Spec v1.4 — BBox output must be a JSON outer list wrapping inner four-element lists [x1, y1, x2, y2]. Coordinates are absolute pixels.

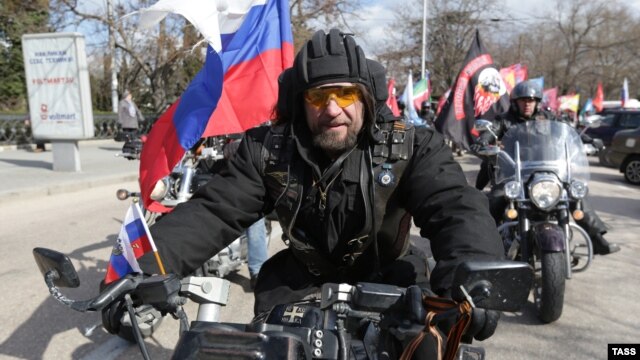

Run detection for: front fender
[[530, 223, 565, 252]]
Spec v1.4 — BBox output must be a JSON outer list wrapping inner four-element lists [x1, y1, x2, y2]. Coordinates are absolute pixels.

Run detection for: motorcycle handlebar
[[90, 275, 143, 311], [44, 272, 143, 312]]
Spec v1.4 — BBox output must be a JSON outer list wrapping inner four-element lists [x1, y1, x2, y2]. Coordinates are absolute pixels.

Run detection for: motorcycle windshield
[[496, 120, 590, 184]]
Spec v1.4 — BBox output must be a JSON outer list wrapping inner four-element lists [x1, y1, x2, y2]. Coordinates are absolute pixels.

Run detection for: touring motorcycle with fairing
[[475, 119, 594, 323]]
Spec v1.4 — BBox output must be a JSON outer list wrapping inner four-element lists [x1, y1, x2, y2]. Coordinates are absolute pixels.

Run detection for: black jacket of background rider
[[477, 105, 558, 145]]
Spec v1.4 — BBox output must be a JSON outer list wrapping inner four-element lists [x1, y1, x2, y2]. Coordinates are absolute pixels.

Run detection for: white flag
[[135, 0, 267, 52]]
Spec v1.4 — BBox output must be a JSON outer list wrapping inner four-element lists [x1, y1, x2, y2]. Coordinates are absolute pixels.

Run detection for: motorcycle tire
[[534, 252, 566, 323]]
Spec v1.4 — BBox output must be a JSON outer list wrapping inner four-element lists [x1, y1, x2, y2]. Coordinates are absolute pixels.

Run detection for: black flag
[[435, 30, 509, 150]]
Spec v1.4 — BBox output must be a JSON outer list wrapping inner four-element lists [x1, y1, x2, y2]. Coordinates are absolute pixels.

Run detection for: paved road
[[0, 153, 637, 359]]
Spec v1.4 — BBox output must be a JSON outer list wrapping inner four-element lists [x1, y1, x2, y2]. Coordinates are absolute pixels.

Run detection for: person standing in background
[[117, 90, 144, 138]]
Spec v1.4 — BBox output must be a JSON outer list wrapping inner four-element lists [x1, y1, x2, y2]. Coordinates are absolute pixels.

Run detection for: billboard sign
[[22, 32, 94, 140]]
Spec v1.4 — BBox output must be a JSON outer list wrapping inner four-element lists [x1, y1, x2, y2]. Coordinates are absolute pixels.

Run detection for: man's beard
[[312, 127, 359, 156]]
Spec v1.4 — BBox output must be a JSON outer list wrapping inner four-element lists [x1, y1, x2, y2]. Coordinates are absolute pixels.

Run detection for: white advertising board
[[22, 32, 94, 140]]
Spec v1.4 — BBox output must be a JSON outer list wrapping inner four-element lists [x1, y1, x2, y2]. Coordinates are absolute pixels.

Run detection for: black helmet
[[293, 29, 386, 97], [276, 29, 388, 119], [510, 80, 543, 101]]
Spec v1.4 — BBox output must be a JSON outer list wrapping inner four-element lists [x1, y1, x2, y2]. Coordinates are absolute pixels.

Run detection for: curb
[[0, 139, 118, 152], [0, 173, 139, 204]]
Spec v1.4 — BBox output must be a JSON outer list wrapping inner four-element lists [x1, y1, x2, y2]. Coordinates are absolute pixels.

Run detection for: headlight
[[504, 181, 521, 199], [150, 178, 169, 201], [529, 178, 562, 210], [569, 180, 588, 199]]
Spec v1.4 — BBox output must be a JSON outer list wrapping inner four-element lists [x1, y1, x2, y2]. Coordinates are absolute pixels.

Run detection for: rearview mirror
[[474, 119, 494, 132], [583, 115, 602, 128], [476, 145, 500, 157], [451, 260, 532, 312], [33, 247, 80, 288]]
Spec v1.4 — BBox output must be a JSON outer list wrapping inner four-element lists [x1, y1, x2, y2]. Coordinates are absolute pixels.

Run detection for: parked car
[[607, 127, 640, 185], [583, 109, 640, 166]]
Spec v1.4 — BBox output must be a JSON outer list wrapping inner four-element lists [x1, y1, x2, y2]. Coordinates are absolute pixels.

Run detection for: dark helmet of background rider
[[509, 79, 543, 118], [510, 80, 543, 101], [275, 29, 388, 124]]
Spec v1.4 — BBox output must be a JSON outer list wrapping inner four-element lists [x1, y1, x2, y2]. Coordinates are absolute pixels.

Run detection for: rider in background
[[471, 80, 620, 255], [419, 100, 436, 127]]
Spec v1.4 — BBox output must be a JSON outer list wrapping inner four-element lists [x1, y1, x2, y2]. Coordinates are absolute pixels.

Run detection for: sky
[[349, 0, 640, 57], [67, 0, 640, 75], [71, 0, 640, 54]]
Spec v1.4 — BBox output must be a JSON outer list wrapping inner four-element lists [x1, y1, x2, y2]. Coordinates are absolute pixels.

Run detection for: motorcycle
[[32, 247, 533, 360], [115, 132, 146, 160], [475, 119, 593, 323]]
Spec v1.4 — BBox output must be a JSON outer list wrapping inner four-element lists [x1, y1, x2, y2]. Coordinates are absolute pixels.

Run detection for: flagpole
[[421, 0, 427, 80], [132, 199, 166, 275], [153, 252, 166, 275]]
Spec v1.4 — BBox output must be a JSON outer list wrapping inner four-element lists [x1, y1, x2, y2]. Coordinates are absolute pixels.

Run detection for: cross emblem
[[281, 305, 305, 324]]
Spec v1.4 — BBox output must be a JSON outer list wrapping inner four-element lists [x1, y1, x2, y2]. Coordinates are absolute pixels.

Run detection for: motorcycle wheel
[[534, 252, 566, 323]]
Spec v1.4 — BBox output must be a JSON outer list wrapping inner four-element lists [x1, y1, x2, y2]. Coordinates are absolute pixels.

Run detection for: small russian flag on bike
[[104, 202, 163, 284]]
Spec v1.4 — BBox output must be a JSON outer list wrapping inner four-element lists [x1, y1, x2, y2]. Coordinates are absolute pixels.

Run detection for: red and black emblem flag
[[435, 30, 509, 150]]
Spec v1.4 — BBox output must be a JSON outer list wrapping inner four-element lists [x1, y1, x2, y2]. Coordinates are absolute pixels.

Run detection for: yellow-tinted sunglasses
[[304, 86, 362, 108]]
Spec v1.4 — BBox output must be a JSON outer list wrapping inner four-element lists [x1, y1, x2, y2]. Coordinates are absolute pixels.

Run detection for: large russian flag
[[137, 0, 294, 212]]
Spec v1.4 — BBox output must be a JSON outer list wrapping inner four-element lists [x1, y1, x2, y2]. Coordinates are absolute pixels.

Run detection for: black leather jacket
[[139, 120, 503, 294], [478, 105, 557, 144]]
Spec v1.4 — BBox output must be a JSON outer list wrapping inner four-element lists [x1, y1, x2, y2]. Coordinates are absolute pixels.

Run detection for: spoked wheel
[[568, 223, 593, 272], [533, 252, 566, 323]]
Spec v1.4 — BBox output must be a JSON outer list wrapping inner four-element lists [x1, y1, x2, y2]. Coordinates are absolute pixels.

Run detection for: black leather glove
[[470, 140, 488, 154], [465, 308, 501, 341]]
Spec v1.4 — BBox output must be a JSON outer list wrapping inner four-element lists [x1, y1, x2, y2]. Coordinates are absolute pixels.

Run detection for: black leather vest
[[261, 121, 415, 276]]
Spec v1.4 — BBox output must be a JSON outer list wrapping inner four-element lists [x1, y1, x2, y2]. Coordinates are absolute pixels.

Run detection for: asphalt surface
[[1, 141, 638, 360], [0, 140, 139, 203]]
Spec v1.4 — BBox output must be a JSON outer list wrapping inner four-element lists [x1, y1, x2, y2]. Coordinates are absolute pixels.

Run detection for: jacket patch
[[266, 171, 289, 187]]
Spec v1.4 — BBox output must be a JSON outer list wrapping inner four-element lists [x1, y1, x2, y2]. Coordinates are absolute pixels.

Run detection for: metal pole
[[421, 0, 427, 80], [107, 0, 119, 113]]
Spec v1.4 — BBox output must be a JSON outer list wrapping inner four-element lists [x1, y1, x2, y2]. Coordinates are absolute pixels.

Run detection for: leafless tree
[[484, 0, 640, 101], [376, 0, 501, 97], [46, 0, 640, 113], [49, 0, 203, 113], [47, 0, 364, 113], [289, 0, 364, 52], [373, 0, 640, 103]]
